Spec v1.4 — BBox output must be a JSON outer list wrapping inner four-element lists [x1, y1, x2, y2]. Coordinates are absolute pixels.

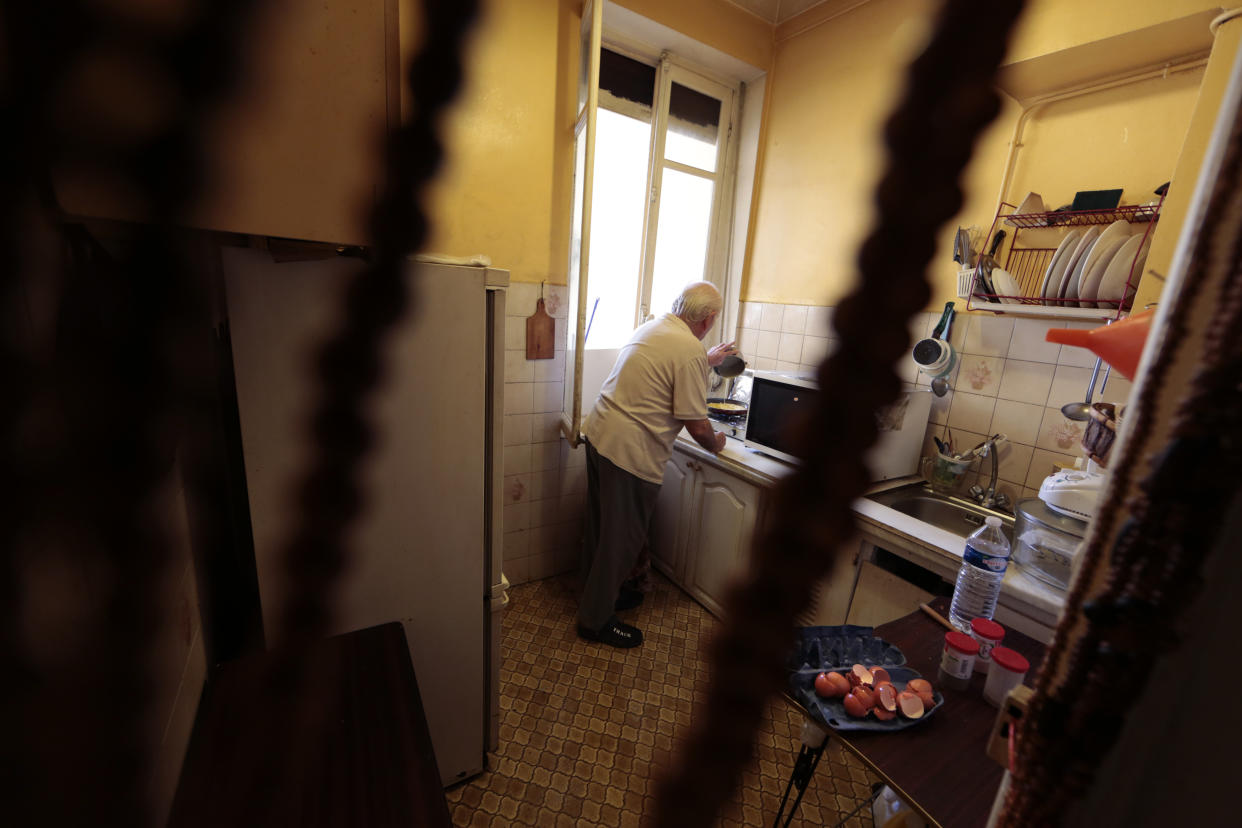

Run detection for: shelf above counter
[[1001, 203, 1160, 229], [996, 9, 1218, 105]]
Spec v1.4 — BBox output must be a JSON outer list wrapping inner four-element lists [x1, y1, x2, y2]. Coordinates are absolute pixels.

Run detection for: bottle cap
[[990, 646, 1030, 673], [945, 630, 979, 656], [985, 516, 1002, 527], [970, 617, 1005, 641]]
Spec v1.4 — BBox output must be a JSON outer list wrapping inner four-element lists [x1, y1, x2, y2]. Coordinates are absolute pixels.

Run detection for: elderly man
[[576, 281, 738, 647]]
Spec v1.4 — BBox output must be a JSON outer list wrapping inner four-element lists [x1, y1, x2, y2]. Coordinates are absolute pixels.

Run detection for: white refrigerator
[[222, 248, 508, 785]]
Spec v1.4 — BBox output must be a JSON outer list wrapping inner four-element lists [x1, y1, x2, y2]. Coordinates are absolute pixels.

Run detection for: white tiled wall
[[735, 301, 923, 382], [502, 282, 585, 585], [735, 302, 1131, 505]]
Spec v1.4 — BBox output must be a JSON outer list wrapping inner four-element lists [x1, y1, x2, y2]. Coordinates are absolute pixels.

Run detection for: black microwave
[[743, 371, 819, 464], [742, 370, 934, 479]]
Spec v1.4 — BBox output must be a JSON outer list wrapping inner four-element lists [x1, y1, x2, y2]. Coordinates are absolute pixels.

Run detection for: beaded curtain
[[7, 0, 1239, 825]]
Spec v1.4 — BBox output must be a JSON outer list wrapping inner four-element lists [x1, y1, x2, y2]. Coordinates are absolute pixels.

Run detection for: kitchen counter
[[674, 432, 1067, 638]]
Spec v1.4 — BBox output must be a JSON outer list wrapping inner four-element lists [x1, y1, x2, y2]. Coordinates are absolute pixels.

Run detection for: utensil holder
[[922, 451, 973, 493], [957, 267, 976, 299], [1081, 402, 1118, 466]]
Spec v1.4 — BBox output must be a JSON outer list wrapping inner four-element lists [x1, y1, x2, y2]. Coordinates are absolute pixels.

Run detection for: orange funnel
[[1045, 310, 1155, 380]]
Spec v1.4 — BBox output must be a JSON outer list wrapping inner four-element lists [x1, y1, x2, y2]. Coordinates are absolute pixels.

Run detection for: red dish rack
[[964, 194, 1163, 320]]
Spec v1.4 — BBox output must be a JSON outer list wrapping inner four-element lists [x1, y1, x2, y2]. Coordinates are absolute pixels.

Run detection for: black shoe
[[614, 586, 645, 611], [576, 616, 643, 648]]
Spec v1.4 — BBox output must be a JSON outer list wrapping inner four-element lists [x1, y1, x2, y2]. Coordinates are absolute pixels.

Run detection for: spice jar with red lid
[[983, 646, 1030, 707], [969, 617, 1005, 673], [938, 630, 979, 691]]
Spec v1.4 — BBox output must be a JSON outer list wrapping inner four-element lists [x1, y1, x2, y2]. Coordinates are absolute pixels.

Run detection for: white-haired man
[[576, 281, 737, 647]]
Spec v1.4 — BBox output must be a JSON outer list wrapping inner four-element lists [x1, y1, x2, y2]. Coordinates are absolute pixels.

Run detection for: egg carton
[[787, 624, 907, 673]]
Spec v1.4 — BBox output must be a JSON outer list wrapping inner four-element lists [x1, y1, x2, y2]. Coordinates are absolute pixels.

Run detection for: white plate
[[1077, 220, 1130, 283], [991, 268, 1023, 304], [1096, 234, 1150, 309], [1015, 192, 1047, 215], [1056, 226, 1100, 305], [1040, 229, 1083, 303], [1078, 236, 1126, 308], [1058, 224, 1097, 306]]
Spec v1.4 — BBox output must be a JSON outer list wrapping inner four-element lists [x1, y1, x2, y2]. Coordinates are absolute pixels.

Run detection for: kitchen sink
[[867, 484, 1015, 543]]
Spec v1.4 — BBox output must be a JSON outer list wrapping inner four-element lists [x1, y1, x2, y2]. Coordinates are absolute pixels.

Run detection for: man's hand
[[706, 341, 739, 368], [682, 418, 727, 454]]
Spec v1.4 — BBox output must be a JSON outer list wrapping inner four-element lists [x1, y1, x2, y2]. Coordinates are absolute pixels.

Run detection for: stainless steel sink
[[867, 484, 1015, 542]]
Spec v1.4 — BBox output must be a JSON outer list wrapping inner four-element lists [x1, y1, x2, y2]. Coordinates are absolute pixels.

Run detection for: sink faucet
[[969, 436, 1010, 511]]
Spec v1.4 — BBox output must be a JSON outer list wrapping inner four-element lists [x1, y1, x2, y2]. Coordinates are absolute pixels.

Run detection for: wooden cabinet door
[[650, 450, 695, 582], [685, 463, 760, 618]]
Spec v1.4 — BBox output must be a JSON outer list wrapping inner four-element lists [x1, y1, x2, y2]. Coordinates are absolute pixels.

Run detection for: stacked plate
[[1037, 220, 1145, 309]]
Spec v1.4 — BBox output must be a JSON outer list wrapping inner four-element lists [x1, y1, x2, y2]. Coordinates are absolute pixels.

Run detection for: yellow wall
[[744, 0, 938, 306], [402, 0, 576, 286], [407, 0, 771, 284], [1006, 71, 1202, 209], [613, 0, 773, 70], [745, 0, 1223, 308]]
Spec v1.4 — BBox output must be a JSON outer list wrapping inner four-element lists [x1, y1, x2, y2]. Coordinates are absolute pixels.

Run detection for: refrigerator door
[[482, 271, 508, 756], [224, 249, 502, 785]]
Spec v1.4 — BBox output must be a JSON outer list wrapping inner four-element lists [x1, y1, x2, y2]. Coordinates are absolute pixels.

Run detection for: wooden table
[[168, 622, 451, 828], [780, 597, 1047, 828]]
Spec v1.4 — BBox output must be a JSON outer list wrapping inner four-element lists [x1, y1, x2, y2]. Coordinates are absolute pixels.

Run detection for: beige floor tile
[[445, 572, 882, 826]]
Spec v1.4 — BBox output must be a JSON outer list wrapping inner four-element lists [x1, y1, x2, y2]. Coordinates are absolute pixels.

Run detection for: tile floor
[[445, 572, 880, 827]]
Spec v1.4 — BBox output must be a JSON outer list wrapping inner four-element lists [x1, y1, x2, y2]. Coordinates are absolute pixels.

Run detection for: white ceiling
[[726, 0, 831, 25]]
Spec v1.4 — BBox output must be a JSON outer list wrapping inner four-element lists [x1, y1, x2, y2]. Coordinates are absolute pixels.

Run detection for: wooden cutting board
[[526, 298, 554, 359]]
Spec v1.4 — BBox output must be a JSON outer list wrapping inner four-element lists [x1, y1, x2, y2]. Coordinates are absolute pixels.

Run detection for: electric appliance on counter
[[1038, 460, 1107, 522], [222, 248, 509, 786], [1013, 498, 1087, 591], [741, 370, 933, 480]]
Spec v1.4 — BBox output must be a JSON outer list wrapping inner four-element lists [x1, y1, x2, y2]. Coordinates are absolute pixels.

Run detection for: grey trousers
[[578, 441, 661, 631]]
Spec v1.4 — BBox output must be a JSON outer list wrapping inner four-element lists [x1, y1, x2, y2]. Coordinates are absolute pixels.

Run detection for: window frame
[[560, 11, 744, 445], [634, 53, 740, 328]]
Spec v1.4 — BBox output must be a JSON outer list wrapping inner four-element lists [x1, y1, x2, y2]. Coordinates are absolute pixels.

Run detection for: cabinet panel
[[651, 452, 694, 582], [685, 463, 759, 618]]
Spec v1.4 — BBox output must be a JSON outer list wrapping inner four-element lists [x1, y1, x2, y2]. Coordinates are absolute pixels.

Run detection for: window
[[562, 0, 742, 441], [586, 49, 736, 349]]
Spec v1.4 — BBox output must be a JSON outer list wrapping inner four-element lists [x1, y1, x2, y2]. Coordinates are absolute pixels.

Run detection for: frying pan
[[706, 397, 748, 421]]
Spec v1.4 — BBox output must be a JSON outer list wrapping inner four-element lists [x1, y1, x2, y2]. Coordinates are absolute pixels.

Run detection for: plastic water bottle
[[949, 516, 1011, 631]]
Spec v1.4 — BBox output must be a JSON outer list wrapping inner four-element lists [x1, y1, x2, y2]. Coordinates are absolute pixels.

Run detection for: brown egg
[[849, 663, 874, 688], [870, 667, 892, 686], [875, 683, 898, 713], [897, 691, 925, 719], [906, 678, 936, 708], [873, 707, 897, 721], [906, 678, 932, 695], [851, 685, 875, 710], [842, 691, 870, 718], [826, 671, 851, 697]]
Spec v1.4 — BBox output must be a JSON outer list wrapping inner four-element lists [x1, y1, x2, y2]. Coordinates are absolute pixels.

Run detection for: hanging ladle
[[1059, 319, 1113, 421], [1061, 356, 1102, 421]]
